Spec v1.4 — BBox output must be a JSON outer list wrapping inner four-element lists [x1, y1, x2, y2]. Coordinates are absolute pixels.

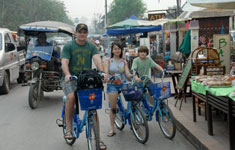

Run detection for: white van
[[0, 28, 25, 94]]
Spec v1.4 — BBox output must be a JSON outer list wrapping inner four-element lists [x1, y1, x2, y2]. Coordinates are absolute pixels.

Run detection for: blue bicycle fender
[[129, 110, 135, 125], [61, 104, 65, 118], [156, 103, 162, 122], [127, 103, 133, 125], [155, 110, 159, 122], [156, 104, 170, 122], [85, 117, 89, 139], [127, 114, 131, 125], [163, 105, 170, 119]]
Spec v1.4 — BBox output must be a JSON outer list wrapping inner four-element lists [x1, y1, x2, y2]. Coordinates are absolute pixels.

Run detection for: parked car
[[0, 28, 26, 94]]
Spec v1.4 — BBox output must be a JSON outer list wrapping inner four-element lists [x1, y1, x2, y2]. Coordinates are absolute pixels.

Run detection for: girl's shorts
[[106, 83, 122, 93]]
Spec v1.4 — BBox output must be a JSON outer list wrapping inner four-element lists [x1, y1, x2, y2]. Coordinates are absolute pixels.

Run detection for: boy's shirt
[[131, 56, 157, 77]]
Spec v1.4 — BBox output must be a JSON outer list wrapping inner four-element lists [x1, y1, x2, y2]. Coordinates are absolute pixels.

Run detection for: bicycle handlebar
[[108, 73, 134, 85], [132, 69, 167, 85], [69, 71, 106, 81]]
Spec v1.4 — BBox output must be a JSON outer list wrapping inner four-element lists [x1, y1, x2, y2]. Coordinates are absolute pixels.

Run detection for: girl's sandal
[[99, 141, 107, 150], [64, 130, 74, 139], [107, 130, 116, 137]]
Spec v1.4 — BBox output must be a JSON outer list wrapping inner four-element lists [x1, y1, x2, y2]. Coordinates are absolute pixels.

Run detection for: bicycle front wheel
[[130, 106, 149, 144], [87, 115, 99, 150], [158, 103, 176, 139], [114, 108, 125, 130]]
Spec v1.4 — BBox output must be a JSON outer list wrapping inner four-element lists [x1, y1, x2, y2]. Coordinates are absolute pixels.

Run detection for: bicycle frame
[[141, 93, 170, 122], [135, 70, 170, 122], [116, 92, 139, 125], [61, 100, 97, 139]]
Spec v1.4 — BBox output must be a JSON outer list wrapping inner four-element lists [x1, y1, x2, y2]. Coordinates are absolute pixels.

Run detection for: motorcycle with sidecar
[[19, 21, 74, 109]]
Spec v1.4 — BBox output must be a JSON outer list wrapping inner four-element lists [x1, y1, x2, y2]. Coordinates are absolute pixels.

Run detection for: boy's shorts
[[61, 79, 77, 96], [106, 83, 122, 94]]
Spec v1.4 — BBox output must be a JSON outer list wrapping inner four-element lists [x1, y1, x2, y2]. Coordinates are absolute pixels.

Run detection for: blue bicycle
[[108, 76, 149, 144], [135, 71, 176, 139], [57, 70, 104, 149]]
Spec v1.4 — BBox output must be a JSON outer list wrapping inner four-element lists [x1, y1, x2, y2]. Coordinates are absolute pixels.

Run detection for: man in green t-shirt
[[61, 23, 106, 149]]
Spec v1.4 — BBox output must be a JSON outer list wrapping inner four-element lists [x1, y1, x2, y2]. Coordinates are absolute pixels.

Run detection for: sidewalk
[[168, 96, 229, 150], [155, 77, 230, 150]]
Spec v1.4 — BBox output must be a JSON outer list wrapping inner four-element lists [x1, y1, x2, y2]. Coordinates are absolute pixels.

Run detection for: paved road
[[0, 82, 196, 150]]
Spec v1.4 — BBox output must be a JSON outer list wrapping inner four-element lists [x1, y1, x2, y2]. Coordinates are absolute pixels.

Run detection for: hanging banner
[[213, 34, 231, 74]]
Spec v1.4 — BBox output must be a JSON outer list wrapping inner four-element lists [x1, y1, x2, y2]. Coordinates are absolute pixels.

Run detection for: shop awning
[[107, 18, 156, 29], [106, 25, 162, 36], [187, 0, 235, 9]]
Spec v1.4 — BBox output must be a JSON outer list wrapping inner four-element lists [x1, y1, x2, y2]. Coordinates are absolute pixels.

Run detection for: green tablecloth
[[191, 80, 235, 101]]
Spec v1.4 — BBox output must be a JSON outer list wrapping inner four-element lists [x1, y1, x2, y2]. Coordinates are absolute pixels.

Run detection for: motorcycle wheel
[[28, 83, 41, 109]]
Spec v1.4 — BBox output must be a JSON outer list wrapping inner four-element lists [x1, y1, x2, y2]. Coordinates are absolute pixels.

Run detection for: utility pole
[[176, 0, 181, 17], [105, 0, 107, 28]]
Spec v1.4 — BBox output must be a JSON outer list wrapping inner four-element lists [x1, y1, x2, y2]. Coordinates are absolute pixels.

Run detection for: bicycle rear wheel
[[114, 108, 125, 130], [130, 106, 149, 144], [62, 111, 76, 145], [87, 115, 99, 150], [158, 103, 176, 139]]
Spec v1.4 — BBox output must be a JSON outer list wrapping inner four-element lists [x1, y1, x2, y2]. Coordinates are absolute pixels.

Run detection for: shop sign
[[213, 34, 231, 74], [148, 13, 165, 21]]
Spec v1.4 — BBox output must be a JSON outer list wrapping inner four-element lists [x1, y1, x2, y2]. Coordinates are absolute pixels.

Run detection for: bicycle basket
[[121, 84, 143, 102], [149, 82, 171, 100], [77, 88, 102, 110]]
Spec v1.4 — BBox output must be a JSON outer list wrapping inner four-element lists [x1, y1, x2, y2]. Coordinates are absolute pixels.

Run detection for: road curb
[[174, 117, 208, 150], [169, 103, 227, 150]]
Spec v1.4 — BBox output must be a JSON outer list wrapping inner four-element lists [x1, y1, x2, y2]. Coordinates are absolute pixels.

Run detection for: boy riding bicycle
[[131, 45, 164, 87]]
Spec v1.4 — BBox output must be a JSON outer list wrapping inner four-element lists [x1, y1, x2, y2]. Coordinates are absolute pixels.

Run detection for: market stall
[[191, 75, 235, 150], [207, 91, 235, 150]]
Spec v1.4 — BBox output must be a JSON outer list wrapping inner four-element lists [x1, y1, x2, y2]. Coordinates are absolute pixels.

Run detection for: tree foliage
[[107, 0, 146, 25], [0, 0, 73, 31]]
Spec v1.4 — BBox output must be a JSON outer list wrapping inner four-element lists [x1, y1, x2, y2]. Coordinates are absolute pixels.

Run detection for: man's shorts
[[61, 79, 77, 96], [106, 83, 122, 94]]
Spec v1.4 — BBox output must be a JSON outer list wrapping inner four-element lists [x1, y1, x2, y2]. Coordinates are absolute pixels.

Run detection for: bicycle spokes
[[158, 104, 176, 139], [87, 115, 99, 150], [130, 106, 149, 144]]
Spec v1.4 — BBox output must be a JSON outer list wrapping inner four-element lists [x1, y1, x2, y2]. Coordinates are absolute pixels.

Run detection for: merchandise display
[[191, 75, 233, 87]]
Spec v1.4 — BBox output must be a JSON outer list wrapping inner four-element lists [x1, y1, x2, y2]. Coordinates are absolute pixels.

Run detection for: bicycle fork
[[85, 111, 96, 139], [56, 102, 66, 127], [155, 102, 170, 122], [117, 96, 128, 125], [127, 102, 137, 125]]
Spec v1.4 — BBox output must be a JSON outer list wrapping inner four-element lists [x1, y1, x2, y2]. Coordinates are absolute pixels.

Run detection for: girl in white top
[[103, 42, 131, 137]]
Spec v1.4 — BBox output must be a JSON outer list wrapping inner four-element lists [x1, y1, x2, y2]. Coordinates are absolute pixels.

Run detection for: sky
[[61, 0, 186, 25]]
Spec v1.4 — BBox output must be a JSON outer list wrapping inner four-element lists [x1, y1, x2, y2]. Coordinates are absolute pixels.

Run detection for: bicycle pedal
[[56, 119, 63, 127]]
